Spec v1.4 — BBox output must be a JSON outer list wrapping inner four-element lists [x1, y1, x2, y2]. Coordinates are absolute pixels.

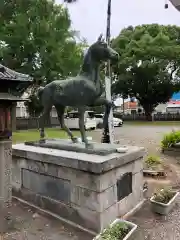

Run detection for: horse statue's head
[[88, 34, 119, 63]]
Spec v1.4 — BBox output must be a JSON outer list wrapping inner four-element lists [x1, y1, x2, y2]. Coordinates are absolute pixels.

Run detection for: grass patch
[[124, 121, 180, 126], [161, 130, 180, 149], [144, 155, 163, 171], [145, 155, 162, 166], [12, 128, 80, 144]]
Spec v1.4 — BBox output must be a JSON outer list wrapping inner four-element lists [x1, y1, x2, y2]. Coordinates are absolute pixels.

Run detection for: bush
[[145, 155, 162, 168], [100, 222, 130, 240], [153, 187, 175, 204], [161, 130, 180, 149]]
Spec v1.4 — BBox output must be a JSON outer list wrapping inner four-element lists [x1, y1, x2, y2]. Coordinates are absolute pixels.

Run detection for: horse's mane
[[80, 49, 93, 75]]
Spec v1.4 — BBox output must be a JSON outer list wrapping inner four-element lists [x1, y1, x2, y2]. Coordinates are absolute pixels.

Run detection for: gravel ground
[[92, 124, 180, 154], [93, 124, 180, 186], [96, 124, 180, 240], [128, 198, 180, 240], [4, 199, 92, 240]]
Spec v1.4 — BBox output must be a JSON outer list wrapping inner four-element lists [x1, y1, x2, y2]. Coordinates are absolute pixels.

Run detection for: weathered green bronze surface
[[25, 138, 118, 156], [38, 35, 119, 148]]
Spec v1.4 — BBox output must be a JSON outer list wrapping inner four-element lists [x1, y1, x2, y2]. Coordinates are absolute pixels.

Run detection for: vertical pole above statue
[[101, 0, 115, 144]]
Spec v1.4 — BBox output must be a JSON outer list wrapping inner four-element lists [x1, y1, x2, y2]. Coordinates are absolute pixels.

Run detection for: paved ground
[[7, 124, 180, 239]]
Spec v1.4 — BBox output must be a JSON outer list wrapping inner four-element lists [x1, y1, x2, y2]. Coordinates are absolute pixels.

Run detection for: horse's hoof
[[72, 137, 79, 143], [85, 143, 94, 149], [39, 139, 46, 144]]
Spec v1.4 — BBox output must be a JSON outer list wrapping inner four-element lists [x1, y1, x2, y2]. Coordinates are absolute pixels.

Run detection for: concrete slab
[[25, 138, 118, 156], [13, 142, 145, 174]]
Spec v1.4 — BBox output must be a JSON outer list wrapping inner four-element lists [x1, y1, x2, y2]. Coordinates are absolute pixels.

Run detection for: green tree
[[0, 0, 84, 81], [25, 93, 43, 117], [112, 24, 180, 120], [0, 0, 84, 115]]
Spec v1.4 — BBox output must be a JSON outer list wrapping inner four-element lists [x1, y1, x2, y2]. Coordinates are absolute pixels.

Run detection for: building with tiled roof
[[169, 0, 180, 11], [0, 64, 32, 100]]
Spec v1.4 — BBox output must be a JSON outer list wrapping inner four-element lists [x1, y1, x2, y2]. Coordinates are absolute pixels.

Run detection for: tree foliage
[[25, 92, 43, 117], [0, 0, 85, 116], [112, 24, 180, 119]]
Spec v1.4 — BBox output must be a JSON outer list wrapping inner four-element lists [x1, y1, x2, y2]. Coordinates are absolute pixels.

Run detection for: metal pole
[[123, 97, 125, 114], [101, 0, 115, 144], [106, 0, 111, 45]]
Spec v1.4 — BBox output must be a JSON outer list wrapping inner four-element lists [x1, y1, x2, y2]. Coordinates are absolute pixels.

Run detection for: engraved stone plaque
[[117, 172, 132, 201]]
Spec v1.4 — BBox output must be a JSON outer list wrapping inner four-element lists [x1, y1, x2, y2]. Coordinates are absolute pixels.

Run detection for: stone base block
[[0, 140, 12, 205], [12, 142, 145, 233], [0, 140, 12, 233]]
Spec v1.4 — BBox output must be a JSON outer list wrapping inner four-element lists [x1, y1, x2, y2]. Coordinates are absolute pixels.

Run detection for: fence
[[114, 113, 180, 121], [16, 117, 59, 130], [16, 113, 180, 130]]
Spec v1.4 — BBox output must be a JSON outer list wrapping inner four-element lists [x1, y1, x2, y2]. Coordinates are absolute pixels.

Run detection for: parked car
[[95, 113, 123, 128], [64, 111, 96, 130]]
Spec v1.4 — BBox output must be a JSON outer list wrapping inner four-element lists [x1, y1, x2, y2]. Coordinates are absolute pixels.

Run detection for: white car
[[95, 113, 123, 128], [64, 111, 96, 130]]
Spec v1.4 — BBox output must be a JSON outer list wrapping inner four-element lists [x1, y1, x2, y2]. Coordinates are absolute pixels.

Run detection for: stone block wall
[[12, 144, 144, 233], [0, 141, 12, 206]]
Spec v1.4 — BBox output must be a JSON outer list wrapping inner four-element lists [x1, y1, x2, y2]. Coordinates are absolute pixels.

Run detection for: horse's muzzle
[[111, 52, 119, 63]]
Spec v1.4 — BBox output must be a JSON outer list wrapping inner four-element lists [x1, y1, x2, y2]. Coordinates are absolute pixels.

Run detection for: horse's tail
[[37, 86, 45, 101]]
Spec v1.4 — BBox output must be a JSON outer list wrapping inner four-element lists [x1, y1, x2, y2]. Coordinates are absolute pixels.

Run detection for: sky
[[56, 0, 180, 105], [57, 0, 180, 44]]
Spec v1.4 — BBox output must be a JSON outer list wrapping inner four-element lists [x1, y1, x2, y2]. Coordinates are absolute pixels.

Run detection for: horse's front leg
[[78, 107, 93, 148], [102, 100, 112, 143]]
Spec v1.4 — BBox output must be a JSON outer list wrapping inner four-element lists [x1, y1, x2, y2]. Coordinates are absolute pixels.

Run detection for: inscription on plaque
[[117, 172, 132, 201], [22, 169, 70, 204]]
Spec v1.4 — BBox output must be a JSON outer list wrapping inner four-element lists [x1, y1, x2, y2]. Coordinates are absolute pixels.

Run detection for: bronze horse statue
[[38, 35, 119, 148]]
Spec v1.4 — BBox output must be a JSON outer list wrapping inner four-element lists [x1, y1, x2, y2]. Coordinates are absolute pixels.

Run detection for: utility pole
[[123, 98, 125, 114], [101, 0, 115, 144]]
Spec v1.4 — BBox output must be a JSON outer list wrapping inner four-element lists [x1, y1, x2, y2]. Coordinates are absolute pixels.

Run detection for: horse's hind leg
[[55, 105, 78, 143], [39, 104, 52, 142]]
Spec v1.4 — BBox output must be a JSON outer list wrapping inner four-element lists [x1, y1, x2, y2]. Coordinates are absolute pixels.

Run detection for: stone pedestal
[[0, 140, 12, 233], [12, 142, 145, 233]]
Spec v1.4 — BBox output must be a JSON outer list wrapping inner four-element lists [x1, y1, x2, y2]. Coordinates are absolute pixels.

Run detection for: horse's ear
[[97, 34, 103, 42]]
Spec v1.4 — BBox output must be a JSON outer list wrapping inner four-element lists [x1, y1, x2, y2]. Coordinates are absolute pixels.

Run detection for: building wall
[[117, 101, 139, 114], [154, 104, 167, 113], [16, 102, 57, 118], [51, 107, 58, 118], [16, 102, 29, 118]]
